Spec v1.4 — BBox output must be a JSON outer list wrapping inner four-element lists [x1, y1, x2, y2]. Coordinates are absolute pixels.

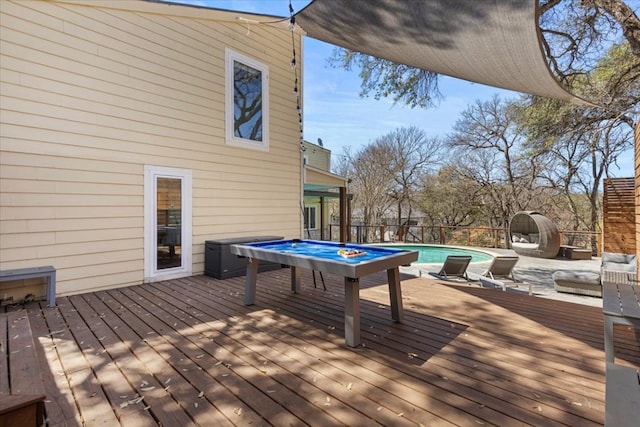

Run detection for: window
[[304, 205, 317, 230], [226, 49, 269, 150]]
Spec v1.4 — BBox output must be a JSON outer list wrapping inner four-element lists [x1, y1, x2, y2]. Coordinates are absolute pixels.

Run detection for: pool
[[378, 244, 493, 264]]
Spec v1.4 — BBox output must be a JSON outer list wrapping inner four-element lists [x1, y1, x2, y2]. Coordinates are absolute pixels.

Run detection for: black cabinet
[[205, 236, 283, 279]]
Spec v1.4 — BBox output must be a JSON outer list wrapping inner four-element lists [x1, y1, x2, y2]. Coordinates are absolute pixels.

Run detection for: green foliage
[[329, 49, 441, 109], [328, 2, 637, 234], [417, 166, 484, 227]]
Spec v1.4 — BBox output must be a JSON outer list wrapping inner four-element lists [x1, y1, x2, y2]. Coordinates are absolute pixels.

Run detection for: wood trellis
[[603, 177, 636, 254]]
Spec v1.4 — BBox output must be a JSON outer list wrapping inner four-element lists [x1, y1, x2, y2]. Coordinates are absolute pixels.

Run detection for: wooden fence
[[603, 177, 636, 255]]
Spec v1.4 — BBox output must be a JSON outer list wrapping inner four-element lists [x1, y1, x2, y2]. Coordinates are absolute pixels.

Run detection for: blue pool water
[[380, 245, 493, 264]]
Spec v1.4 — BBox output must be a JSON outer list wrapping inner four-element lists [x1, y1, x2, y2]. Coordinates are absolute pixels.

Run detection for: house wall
[[302, 140, 331, 171], [302, 141, 339, 239], [0, 0, 303, 296]]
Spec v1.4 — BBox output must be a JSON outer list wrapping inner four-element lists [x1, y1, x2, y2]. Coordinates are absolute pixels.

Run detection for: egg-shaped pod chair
[[508, 211, 560, 258]]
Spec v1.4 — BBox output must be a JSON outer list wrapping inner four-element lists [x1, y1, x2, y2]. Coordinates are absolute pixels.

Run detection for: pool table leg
[[344, 277, 360, 347], [244, 258, 259, 305], [387, 267, 404, 322], [290, 266, 301, 293], [604, 314, 614, 363]]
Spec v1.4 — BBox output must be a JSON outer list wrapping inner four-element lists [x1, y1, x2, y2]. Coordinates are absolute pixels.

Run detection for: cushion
[[600, 252, 638, 274], [553, 270, 601, 284], [529, 233, 539, 244], [603, 263, 636, 273], [552, 271, 602, 297], [601, 252, 636, 265], [519, 237, 529, 243], [512, 241, 538, 249], [512, 234, 520, 243]]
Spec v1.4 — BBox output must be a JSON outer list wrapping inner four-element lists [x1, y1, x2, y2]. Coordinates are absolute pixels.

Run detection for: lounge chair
[[469, 255, 531, 294], [552, 252, 638, 297], [482, 255, 519, 281], [429, 255, 472, 281]]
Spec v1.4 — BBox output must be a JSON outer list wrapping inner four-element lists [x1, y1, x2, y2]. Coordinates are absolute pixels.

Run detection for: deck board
[[10, 269, 639, 426]]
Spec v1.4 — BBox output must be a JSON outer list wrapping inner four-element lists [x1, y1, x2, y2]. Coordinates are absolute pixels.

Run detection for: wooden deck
[[9, 269, 640, 426]]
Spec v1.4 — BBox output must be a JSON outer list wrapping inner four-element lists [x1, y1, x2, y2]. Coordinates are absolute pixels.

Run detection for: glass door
[[156, 177, 182, 270], [144, 166, 192, 282]]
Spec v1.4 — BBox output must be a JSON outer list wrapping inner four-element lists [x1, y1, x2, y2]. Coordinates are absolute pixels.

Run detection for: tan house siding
[[1, 0, 303, 296], [303, 140, 331, 170], [302, 140, 345, 240]]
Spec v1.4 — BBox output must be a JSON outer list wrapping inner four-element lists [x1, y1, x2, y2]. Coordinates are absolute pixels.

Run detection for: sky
[[169, 0, 635, 177]]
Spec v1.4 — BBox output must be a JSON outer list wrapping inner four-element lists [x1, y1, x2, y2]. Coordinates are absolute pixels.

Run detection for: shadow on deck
[[9, 269, 639, 426]]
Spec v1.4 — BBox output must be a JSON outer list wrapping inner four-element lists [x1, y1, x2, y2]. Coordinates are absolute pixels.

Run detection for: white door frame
[[144, 165, 192, 282]]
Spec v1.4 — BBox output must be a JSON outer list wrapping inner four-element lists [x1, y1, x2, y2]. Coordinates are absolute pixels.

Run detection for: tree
[[446, 95, 549, 227], [329, 1, 638, 235], [378, 126, 443, 238], [519, 43, 638, 245], [328, 53, 442, 109], [329, 1, 639, 111], [417, 166, 484, 228], [335, 145, 395, 241], [539, 0, 640, 71], [336, 126, 443, 241]]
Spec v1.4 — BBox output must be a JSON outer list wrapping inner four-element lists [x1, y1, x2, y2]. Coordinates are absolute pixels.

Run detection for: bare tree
[[521, 42, 637, 244], [378, 126, 443, 238], [418, 165, 484, 228], [447, 96, 549, 226], [336, 145, 395, 241]]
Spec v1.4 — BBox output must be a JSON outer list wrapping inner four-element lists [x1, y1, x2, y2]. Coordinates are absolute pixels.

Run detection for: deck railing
[[322, 224, 602, 256]]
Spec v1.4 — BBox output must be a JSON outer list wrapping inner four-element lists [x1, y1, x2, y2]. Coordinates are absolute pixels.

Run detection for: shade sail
[[295, 0, 590, 105]]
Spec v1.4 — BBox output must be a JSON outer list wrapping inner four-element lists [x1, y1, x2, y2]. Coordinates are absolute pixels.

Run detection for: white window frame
[[304, 205, 318, 231], [144, 165, 192, 282], [225, 48, 269, 151]]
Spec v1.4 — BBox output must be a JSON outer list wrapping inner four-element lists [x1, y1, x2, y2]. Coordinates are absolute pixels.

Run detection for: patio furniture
[[481, 255, 519, 281], [0, 265, 56, 307], [553, 271, 603, 297], [429, 255, 472, 281], [605, 362, 640, 427], [602, 252, 638, 275], [602, 282, 640, 363], [553, 252, 638, 297], [204, 236, 283, 279], [0, 311, 46, 426], [468, 255, 532, 295], [602, 282, 640, 426], [508, 211, 560, 259], [558, 245, 592, 260]]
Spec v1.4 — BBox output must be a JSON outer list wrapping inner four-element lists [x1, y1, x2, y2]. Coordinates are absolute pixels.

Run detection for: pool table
[[230, 239, 419, 347]]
